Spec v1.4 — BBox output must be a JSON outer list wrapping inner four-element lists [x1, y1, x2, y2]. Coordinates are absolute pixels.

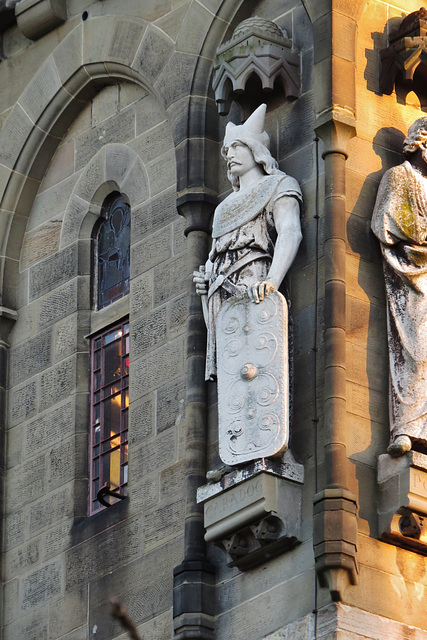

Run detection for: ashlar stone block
[[20, 561, 62, 611]]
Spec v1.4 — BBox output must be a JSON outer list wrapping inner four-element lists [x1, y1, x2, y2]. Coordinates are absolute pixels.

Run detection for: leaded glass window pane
[[95, 192, 130, 310]]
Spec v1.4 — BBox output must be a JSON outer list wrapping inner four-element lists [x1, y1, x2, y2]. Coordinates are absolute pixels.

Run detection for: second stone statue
[[193, 104, 303, 465]]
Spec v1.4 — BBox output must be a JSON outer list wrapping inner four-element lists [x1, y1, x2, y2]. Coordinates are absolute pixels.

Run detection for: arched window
[[93, 192, 130, 310], [89, 192, 131, 513]]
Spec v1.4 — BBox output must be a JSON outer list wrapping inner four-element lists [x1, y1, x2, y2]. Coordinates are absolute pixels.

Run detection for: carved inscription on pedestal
[[217, 290, 288, 466]]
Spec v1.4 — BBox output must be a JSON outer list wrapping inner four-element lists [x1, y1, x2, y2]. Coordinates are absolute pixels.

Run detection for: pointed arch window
[[93, 192, 130, 310]]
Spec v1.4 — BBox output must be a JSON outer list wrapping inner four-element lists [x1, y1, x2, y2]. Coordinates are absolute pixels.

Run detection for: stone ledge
[[197, 455, 304, 570], [378, 451, 427, 554]]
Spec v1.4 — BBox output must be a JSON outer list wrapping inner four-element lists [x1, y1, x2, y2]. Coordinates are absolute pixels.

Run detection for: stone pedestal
[[378, 451, 427, 553], [197, 454, 304, 570]]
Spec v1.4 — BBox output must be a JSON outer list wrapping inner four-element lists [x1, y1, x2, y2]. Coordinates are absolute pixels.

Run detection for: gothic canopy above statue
[[212, 17, 300, 115]]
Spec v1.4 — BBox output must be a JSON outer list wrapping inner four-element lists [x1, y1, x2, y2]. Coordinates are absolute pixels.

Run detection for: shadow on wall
[[346, 127, 405, 534], [366, 14, 427, 111]]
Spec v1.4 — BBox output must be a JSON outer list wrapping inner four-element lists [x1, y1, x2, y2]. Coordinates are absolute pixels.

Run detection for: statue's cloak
[[371, 161, 427, 442]]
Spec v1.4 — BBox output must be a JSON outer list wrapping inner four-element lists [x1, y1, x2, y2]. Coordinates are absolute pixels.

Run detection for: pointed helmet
[[223, 103, 270, 151]]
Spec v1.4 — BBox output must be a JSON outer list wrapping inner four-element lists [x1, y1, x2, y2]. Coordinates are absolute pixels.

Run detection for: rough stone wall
[[3, 78, 186, 640], [343, 0, 427, 629]]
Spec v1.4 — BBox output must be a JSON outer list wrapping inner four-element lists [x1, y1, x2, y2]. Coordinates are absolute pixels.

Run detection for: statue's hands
[[193, 267, 208, 297], [248, 281, 275, 304]]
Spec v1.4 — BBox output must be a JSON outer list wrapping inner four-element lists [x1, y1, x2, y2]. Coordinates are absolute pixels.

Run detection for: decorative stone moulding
[[378, 451, 427, 554], [197, 455, 304, 570], [212, 17, 300, 115], [379, 8, 427, 107], [15, 0, 66, 40]]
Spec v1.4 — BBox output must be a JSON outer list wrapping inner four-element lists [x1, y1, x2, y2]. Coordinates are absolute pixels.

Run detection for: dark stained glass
[[95, 192, 130, 310]]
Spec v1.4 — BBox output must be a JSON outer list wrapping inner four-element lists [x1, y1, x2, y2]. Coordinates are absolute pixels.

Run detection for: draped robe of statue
[[371, 160, 427, 445], [205, 172, 302, 381]]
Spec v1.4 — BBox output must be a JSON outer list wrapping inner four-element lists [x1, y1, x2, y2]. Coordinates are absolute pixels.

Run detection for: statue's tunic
[[206, 173, 302, 380], [371, 161, 427, 443]]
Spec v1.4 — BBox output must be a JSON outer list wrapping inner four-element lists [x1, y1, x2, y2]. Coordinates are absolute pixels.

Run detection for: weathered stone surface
[[146, 149, 176, 196], [131, 187, 177, 243], [129, 475, 159, 513], [73, 146, 106, 202], [130, 272, 153, 318], [153, 253, 187, 305], [48, 586, 87, 640], [130, 338, 184, 398], [131, 225, 172, 278], [42, 518, 73, 560], [88, 540, 182, 635], [48, 438, 75, 490], [75, 108, 135, 171], [120, 157, 148, 207], [0, 104, 33, 169], [29, 244, 77, 302], [21, 561, 62, 611], [53, 314, 78, 360], [133, 25, 174, 83], [156, 376, 186, 433], [135, 93, 168, 136], [38, 281, 78, 331], [7, 453, 46, 511], [172, 216, 186, 255], [131, 306, 167, 357], [59, 194, 90, 250], [160, 460, 186, 498], [3, 609, 48, 640], [155, 52, 198, 106], [131, 429, 176, 480], [25, 399, 74, 453], [39, 356, 76, 410], [4, 539, 40, 581], [167, 294, 186, 336], [129, 393, 155, 444], [145, 497, 185, 550], [4, 509, 25, 550], [21, 219, 62, 270], [129, 121, 173, 165], [8, 327, 51, 386], [91, 85, 118, 126], [65, 516, 142, 590], [27, 174, 78, 232]]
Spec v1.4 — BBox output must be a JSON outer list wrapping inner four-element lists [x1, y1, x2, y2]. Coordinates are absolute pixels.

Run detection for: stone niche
[[197, 454, 304, 570], [15, 0, 66, 40], [212, 17, 300, 116], [378, 451, 427, 553]]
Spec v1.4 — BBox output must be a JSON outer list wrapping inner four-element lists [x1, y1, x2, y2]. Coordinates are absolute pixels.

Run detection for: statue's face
[[225, 141, 258, 177]]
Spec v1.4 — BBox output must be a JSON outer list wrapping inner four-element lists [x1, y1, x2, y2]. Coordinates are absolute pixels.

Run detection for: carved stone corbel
[[15, 0, 66, 40], [212, 17, 300, 115], [379, 8, 427, 107]]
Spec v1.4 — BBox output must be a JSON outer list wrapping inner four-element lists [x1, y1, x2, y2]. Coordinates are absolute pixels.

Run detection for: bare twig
[[110, 599, 143, 640]]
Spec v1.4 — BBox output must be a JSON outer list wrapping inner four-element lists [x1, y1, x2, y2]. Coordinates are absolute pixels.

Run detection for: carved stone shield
[[216, 290, 289, 466]]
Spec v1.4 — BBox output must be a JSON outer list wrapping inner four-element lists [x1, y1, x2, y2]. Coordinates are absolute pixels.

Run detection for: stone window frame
[[89, 317, 129, 514], [59, 143, 148, 520]]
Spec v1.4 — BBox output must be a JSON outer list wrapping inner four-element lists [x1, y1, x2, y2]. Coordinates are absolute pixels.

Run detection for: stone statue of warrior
[[372, 117, 427, 457], [193, 104, 303, 382]]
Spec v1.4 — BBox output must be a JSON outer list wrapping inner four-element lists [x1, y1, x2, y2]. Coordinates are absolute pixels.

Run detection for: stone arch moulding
[[60, 145, 148, 253], [0, 14, 173, 312]]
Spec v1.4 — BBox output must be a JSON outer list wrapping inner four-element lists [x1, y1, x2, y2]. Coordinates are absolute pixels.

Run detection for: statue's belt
[[208, 250, 269, 300]]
